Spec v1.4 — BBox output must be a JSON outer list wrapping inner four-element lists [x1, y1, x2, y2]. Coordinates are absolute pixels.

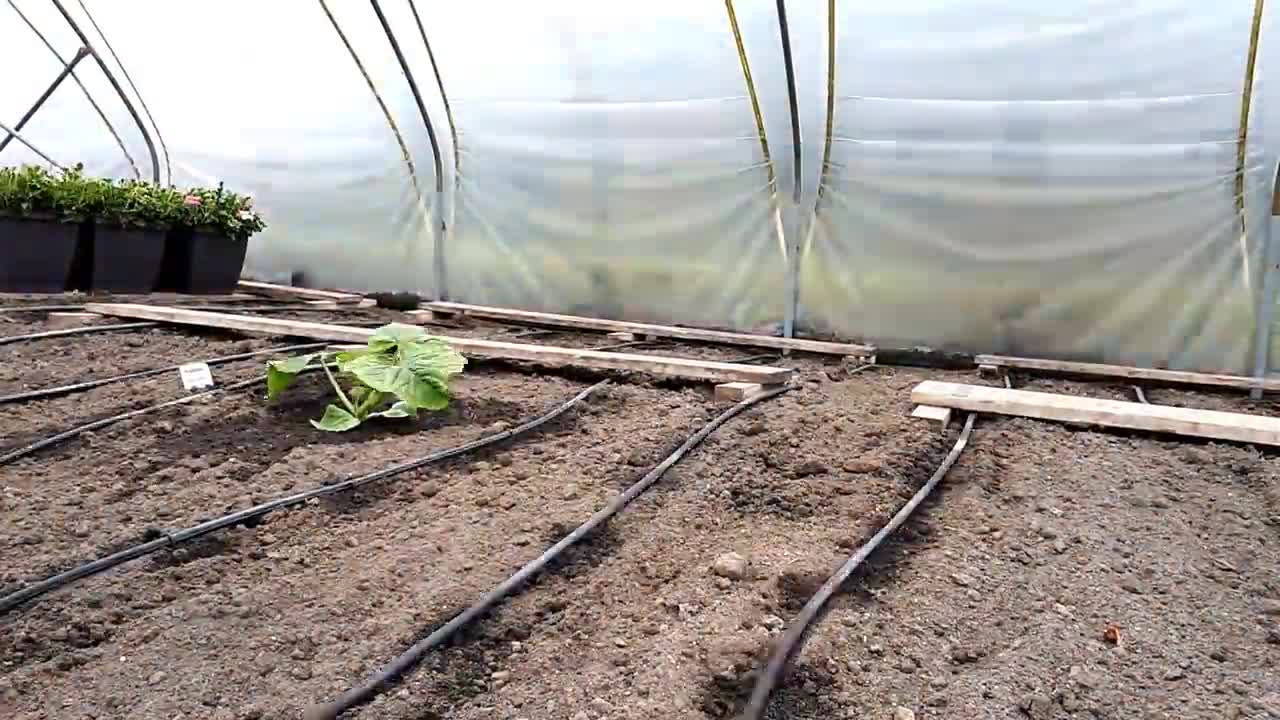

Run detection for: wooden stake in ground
[[911, 380, 1280, 447], [86, 304, 795, 385]]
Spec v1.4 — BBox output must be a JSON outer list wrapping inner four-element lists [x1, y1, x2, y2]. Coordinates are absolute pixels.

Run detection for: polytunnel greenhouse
[[6, 4, 1280, 720], [3, 1, 1279, 376]]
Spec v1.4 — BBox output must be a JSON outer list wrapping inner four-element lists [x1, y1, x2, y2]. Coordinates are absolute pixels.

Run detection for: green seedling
[[265, 323, 466, 432]]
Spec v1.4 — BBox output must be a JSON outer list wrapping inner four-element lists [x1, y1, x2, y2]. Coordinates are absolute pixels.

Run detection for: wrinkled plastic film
[[429, 1, 787, 330], [3, 1, 1280, 375], [801, 0, 1274, 374]]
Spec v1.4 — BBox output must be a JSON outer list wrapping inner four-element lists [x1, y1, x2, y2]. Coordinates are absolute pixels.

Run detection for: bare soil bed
[[1, 297, 1278, 720]]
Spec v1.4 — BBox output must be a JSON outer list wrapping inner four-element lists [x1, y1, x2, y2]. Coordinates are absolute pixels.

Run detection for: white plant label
[[178, 362, 215, 391]]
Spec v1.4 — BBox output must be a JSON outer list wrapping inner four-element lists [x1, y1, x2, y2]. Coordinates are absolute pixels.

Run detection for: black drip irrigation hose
[[0, 380, 606, 615], [0, 342, 329, 406], [0, 304, 89, 314], [0, 376, 264, 467], [723, 352, 782, 365], [0, 321, 158, 345], [304, 382, 796, 720], [589, 340, 662, 352], [739, 413, 977, 720]]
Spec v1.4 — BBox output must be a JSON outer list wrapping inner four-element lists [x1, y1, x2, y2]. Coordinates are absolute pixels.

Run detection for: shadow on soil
[[832, 438, 961, 606], [390, 524, 624, 718], [316, 413, 584, 517], [696, 662, 841, 720], [696, 438, 965, 719]]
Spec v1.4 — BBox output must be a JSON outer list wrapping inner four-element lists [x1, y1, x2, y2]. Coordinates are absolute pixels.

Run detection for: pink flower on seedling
[[183, 194, 202, 206]]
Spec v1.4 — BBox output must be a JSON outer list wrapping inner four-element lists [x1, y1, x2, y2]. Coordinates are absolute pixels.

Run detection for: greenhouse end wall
[[1, 0, 1277, 376]]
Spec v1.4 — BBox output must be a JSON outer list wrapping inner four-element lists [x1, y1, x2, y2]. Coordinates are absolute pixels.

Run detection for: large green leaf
[[344, 338, 465, 412], [311, 404, 362, 432], [266, 353, 319, 401], [366, 323, 427, 353], [409, 338, 467, 378]]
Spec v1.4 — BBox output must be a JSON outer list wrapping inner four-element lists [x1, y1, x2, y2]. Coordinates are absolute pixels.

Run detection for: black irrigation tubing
[[0, 321, 158, 346], [0, 381, 607, 616], [726, 352, 783, 364], [305, 381, 796, 720], [0, 375, 265, 468], [740, 412, 978, 720], [0, 304, 89, 314], [0, 341, 329, 406], [588, 340, 663, 352]]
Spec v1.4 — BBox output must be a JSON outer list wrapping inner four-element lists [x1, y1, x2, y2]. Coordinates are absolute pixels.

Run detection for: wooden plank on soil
[[236, 280, 363, 303], [86, 304, 796, 385], [974, 354, 1280, 393], [424, 301, 876, 358], [911, 380, 1280, 447]]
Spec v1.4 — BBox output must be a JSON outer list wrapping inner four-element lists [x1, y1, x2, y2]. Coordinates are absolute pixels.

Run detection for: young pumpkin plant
[[266, 323, 466, 431]]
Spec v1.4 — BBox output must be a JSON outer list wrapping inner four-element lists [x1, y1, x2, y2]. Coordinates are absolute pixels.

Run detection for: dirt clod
[[712, 552, 749, 580]]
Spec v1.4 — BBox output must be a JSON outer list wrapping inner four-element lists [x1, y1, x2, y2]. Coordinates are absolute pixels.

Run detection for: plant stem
[[355, 389, 384, 417], [320, 359, 358, 416]]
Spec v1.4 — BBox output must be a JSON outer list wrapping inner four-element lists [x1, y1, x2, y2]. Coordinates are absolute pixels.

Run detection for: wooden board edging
[[975, 354, 1280, 393], [236, 280, 364, 303], [86, 304, 795, 385], [911, 380, 1280, 447], [425, 301, 875, 358]]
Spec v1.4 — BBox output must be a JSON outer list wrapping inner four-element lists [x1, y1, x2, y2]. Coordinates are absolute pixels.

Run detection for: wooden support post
[[715, 382, 763, 402], [910, 404, 952, 430], [607, 332, 637, 342]]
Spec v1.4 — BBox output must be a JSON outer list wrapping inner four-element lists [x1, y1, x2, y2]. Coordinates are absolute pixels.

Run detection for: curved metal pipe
[[0, 119, 65, 168], [48, 0, 160, 182], [6, 0, 138, 178], [369, 0, 448, 300], [0, 46, 89, 155], [72, 0, 172, 184], [368, 0, 443, 193], [774, 0, 804, 339], [725, 0, 777, 195], [407, 0, 459, 193], [317, 0, 426, 202], [774, 0, 802, 204]]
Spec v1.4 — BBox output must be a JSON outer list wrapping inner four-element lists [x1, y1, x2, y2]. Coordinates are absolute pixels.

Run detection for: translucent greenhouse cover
[[1, 0, 1278, 375]]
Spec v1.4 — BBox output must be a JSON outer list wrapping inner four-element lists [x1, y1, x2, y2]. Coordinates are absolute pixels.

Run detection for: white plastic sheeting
[[797, 0, 1278, 374], [1, 1, 1277, 374]]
